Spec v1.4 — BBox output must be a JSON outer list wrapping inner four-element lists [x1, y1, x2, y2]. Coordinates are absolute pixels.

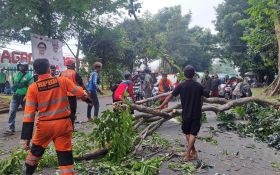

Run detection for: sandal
[[3, 130, 15, 135]]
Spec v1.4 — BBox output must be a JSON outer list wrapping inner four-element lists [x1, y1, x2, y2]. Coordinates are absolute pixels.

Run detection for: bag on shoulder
[[12, 73, 26, 92]]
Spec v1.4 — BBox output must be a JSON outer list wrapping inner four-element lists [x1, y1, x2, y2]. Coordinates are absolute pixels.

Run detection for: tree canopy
[[215, 0, 279, 84]]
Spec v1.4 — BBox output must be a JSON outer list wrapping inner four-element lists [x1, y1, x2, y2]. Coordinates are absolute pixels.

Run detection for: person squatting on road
[[158, 65, 205, 161], [21, 58, 88, 175], [158, 73, 173, 109], [113, 72, 136, 104], [4, 61, 33, 135], [60, 59, 87, 127], [87, 61, 104, 121]]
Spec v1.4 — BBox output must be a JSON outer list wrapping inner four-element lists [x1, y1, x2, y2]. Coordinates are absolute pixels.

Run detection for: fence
[[2, 67, 34, 85]]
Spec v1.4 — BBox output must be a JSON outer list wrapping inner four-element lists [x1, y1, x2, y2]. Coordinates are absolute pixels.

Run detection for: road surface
[[0, 96, 279, 175]]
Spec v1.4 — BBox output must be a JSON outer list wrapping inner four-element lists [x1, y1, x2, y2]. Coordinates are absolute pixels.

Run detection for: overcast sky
[[141, 0, 224, 32]]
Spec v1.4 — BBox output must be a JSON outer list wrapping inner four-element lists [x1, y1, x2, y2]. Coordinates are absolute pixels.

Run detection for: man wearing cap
[[0, 68, 6, 93], [158, 65, 205, 161], [60, 59, 86, 127], [87, 62, 104, 121], [4, 61, 33, 135], [21, 58, 88, 175]]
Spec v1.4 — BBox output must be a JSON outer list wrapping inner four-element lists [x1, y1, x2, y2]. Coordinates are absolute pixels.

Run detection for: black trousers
[[0, 83, 4, 93], [68, 96, 77, 127], [87, 93, 99, 118]]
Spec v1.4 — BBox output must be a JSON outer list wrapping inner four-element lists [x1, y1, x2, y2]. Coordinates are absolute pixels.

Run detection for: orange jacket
[[60, 69, 78, 96], [159, 79, 172, 93], [21, 74, 85, 140]]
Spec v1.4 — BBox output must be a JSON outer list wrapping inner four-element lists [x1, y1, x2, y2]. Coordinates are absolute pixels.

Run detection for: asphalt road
[[0, 96, 279, 175]]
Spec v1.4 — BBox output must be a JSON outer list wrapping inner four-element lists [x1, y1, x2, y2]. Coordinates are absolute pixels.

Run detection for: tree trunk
[[267, 16, 280, 96], [75, 33, 81, 71]]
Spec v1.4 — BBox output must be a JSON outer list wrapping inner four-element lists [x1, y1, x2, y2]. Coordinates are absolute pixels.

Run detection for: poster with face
[[31, 34, 65, 71]]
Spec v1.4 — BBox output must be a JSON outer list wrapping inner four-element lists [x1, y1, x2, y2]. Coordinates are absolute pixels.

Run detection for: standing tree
[[215, 0, 251, 74], [54, 0, 126, 69], [81, 26, 129, 87], [242, 0, 280, 96], [154, 6, 216, 72], [0, 0, 126, 69], [215, 0, 277, 83]]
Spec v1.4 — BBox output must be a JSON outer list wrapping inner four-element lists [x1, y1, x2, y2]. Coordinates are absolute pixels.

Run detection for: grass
[[270, 161, 280, 171], [197, 135, 218, 145], [252, 88, 264, 97], [252, 88, 280, 101], [0, 95, 12, 108], [0, 94, 12, 101], [99, 89, 113, 97]]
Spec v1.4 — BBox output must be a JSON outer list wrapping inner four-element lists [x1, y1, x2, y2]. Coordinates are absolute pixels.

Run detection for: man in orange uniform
[[21, 58, 88, 175], [159, 73, 173, 109], [60, 59, 86, 126]]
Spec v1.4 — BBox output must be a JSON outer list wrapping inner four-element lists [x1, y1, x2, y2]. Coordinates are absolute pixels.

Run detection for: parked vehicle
[[218, 83, 226, 97], [224, 84, 233, 100], [134, 84, 145, 101], [219, 77, 237, 99], [242, 84, 252, 97]]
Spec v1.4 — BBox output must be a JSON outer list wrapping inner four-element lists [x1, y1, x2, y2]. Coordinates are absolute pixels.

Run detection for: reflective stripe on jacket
[[60, 69, 78, 96], [21, 74, 85, 140]]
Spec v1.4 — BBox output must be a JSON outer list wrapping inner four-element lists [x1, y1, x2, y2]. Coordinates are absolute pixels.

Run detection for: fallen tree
[[76, 93, 280, 160]]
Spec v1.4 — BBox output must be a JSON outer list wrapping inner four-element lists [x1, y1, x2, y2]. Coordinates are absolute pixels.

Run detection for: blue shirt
[[87, 71, 100, 93]]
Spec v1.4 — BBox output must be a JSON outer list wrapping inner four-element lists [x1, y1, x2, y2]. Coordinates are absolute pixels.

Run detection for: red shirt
[[114, 80, 135, 101]]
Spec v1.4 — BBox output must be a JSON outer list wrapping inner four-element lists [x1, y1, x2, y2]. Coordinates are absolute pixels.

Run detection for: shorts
[[181, 118, 201, 136]]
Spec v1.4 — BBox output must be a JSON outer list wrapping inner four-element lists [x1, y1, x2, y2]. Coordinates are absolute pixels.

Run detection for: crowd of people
[[200, 70, 251, 99], [1, 59, 252, 174]]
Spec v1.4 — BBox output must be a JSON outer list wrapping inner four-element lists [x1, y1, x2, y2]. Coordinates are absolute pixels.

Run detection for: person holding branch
[[158, 73, 173, 109], [157, 65, 205, 161]]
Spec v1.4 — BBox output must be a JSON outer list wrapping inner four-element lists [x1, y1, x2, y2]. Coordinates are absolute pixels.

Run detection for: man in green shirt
[[4, 61, 33, 135], [0, 68, 6, 93]]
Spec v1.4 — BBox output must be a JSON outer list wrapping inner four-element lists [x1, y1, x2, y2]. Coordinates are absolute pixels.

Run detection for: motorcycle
[[242, 84, 252, 97], [218, 84, 226, 97], [133, 85, 145, 101], [224, 84, 233, 100]]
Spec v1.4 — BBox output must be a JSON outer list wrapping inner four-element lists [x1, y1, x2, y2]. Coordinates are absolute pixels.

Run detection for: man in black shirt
[[158, 65, 204, 161]]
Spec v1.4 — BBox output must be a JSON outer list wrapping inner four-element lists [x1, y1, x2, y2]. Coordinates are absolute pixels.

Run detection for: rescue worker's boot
[[23, 163, 37, 175]]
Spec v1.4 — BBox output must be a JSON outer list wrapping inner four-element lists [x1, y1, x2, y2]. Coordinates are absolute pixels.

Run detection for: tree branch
[[63, 40, 77, 58], [135, 92, 171, 104], [77, 96, 280, 160]]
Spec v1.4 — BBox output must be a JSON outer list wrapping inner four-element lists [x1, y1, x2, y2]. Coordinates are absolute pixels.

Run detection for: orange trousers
[[25, 118, 74, 175]]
